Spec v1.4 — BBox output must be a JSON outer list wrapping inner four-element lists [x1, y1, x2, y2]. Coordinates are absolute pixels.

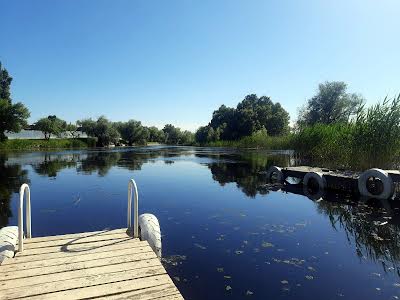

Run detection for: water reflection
[[279, 183, 400, 277], [0, 155, 28, 227], [0, 147, 400, 299]]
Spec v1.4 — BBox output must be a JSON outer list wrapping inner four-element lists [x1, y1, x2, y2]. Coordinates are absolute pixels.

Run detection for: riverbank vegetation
[[2, 61, 400, 168], [195, 82, 400, 169], [0, 138, 96, 150]]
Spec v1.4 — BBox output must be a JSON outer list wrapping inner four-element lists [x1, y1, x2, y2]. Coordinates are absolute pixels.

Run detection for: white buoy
[[128, 179, 162, 258], [0, 226, 18, 264], [358, 168, 394, 200], [139, 214, 162, 257]]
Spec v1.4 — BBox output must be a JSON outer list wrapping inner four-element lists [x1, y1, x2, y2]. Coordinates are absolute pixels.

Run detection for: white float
[[0, 226, 18, 264], [358, 168, 394, 200]]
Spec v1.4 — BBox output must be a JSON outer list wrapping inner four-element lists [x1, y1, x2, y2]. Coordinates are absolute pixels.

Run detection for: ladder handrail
[[127, 179, 139, 238], [18, 183, 31, 252]]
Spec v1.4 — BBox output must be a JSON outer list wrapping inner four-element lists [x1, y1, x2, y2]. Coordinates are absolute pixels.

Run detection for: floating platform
[[267, 166, 400, 200], [0, 228, 183, 300]]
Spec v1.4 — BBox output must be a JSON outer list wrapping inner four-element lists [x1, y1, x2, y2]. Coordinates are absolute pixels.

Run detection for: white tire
[[358, 168, 394, 200], [266, 166, 284, 183], [139, 213, 162, 258]]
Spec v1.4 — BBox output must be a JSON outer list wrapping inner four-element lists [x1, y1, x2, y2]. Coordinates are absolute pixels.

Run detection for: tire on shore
[[358, 168, 394, 200]]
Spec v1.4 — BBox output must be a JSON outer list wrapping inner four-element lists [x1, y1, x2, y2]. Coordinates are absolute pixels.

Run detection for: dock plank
[[18, 275, 177, 300], [3, 240, 148, 265], [0, 258, 161, 290], [24, 231, 130, 250], [0, 250, 156, 280], [0, 228, 184, 300], [24, 228, 128, 244]]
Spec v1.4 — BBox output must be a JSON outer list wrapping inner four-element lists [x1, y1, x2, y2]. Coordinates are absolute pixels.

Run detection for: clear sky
[[1, 0, 399, 131]]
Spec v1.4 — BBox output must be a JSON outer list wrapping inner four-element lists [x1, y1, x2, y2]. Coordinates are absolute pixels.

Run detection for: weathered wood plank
[[0, 258, 161, 290], [15, 237, 135, 256], [3, 241, 149, 265], [14, 275, 175, 300], [94, 284, 183, 300], [24, 232, 130, 250], [0, 229, 184, 299], [24, 228, 128, 244], [0, 249, 156, 280], [0, 265, 167, 299]]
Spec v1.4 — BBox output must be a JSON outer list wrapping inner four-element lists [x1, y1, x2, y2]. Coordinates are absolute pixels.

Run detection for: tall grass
[[351, 95, 400, 169], [293, 95, 400, 169]]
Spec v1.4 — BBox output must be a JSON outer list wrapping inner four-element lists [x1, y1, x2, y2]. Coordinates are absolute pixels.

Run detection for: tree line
[[0, 62, 194, 146], [1, 60, 377, 149]]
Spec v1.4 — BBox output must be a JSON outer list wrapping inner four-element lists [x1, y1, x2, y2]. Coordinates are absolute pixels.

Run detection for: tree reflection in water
[[1, 147, 400, 278], [0, 154, 29, 227], [279, 183, 400, 277]]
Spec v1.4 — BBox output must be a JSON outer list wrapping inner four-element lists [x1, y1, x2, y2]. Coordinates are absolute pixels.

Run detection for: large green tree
[[78, 116, 120, 146], [35, 115, 67, 140], [116, 120, 149, 145], [0, 62, 30, 141], [148, 126, 165, 143], [297, 81, 364, 127], [200, 94, 289, 143]]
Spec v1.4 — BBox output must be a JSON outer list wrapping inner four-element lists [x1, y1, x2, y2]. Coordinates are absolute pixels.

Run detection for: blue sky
[[1, 0, 399, 131]]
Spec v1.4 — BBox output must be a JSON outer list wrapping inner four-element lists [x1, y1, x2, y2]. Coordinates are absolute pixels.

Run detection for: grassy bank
[[0, 138, 97, 150], [207, 130, 293, 150], [204, 96, 400, 170]]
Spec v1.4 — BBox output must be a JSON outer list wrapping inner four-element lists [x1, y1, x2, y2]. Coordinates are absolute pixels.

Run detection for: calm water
[[1, 146, 400, 299]]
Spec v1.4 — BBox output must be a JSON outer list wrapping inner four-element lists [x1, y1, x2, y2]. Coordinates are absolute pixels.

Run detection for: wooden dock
[[0, 228, 183, 300]]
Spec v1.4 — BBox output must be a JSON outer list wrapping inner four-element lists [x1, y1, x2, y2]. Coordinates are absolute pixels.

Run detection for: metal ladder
[[17, 179, 140, 253]]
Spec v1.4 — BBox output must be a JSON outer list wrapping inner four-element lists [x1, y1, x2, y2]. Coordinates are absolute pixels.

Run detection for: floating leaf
[[194, 243, 206, 250], [245, 290, 254, 296], [226, 285, 232, 291], [261, 241, 274, 248], [224, 275, 232, 279], [281, 280, 289, 284]]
